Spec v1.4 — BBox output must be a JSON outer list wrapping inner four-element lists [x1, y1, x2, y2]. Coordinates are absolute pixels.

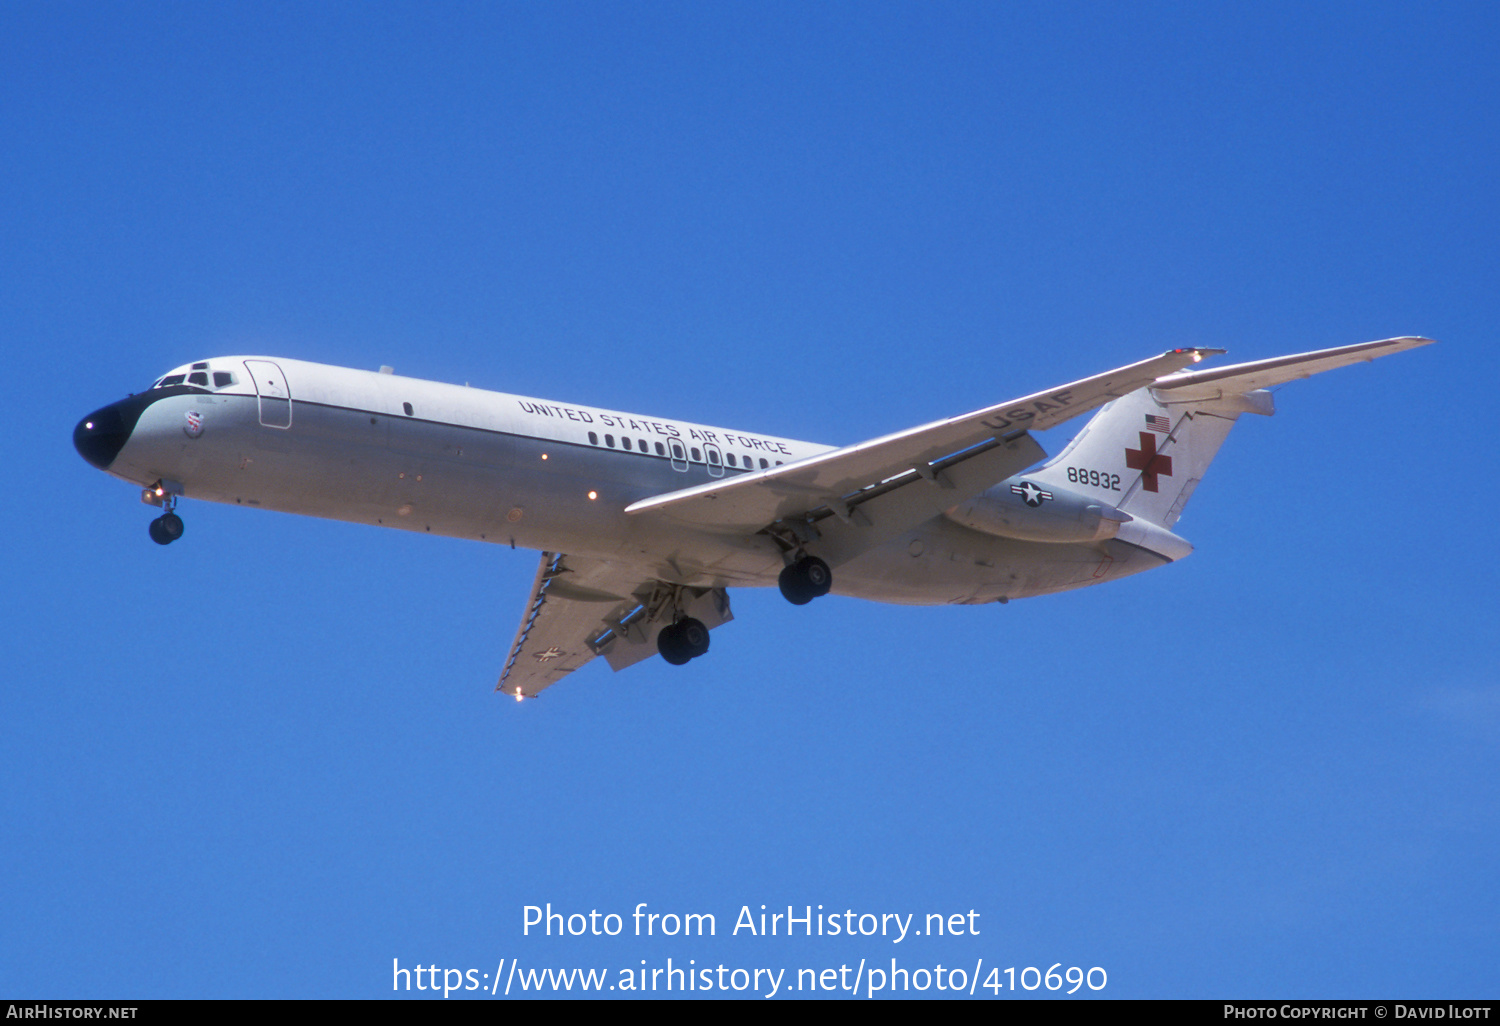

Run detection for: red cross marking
[[1124, 431, 1174, 493]]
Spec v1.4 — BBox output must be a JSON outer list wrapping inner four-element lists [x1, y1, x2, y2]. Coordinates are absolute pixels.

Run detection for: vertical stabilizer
[[1021, 336, 1434, 528], [1026, 387, 1273, 528]]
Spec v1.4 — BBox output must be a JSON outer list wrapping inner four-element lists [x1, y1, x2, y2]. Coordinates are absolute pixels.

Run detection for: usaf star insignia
[[1010, 481, 1053, 507], [534, 646, 564, 663]]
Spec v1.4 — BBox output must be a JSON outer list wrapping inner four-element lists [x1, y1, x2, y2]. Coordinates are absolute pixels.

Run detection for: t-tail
[[1021, 337, 1435, 535], [934, 338, 1432, 569]]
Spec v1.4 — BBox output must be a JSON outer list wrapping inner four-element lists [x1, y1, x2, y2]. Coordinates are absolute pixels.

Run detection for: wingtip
[[1168, 347, 1228, 364]]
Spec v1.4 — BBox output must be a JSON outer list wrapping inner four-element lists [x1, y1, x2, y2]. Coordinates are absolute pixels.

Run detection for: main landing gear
[[657, 617, 710, 665], [778, 554, 832, 606]]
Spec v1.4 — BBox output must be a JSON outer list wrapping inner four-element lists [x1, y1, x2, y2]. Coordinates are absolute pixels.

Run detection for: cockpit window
[[161, 374, 187, 386], [188, 372, 209, 386], [192, 362, 208, 370], [213, 371, 234, 388]]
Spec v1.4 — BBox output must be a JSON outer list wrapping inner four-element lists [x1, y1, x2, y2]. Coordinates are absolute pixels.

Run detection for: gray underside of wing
[[497, 552, 732, 698]]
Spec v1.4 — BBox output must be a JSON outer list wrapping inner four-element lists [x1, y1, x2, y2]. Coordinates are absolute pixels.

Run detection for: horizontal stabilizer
[[1027, 336, 1436, 530]]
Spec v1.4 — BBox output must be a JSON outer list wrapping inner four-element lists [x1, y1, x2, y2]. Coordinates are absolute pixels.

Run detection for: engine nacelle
[[945, 479, 1132, 544]]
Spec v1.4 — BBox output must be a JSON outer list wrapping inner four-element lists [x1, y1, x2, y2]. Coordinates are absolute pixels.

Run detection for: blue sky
[[3, 1, 1496, 999]]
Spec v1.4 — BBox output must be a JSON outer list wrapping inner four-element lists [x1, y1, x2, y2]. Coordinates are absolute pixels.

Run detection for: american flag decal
[[1145, 414, 1171, 433]]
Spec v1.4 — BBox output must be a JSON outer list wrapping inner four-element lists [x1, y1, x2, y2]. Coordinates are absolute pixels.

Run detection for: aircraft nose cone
[[74, 399, 137, 470]]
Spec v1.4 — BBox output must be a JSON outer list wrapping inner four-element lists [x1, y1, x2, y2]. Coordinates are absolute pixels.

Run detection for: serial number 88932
[[1066, 467, 1121, 490]]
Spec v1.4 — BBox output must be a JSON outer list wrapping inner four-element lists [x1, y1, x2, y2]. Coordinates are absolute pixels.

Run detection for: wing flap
[[596, 586, 732, 672], [811, 433, 1046, 566]]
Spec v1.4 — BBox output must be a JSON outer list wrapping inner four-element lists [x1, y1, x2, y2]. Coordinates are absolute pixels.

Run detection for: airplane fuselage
[[75, 356, 1167, 606]]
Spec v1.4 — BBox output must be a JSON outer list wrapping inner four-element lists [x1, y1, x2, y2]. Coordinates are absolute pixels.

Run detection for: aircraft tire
[[657, 622, 692, 666], [778, 565, 813, 605], [676, 617, 710, 659], [779, 556, 831, 604], [160, 512, 184, 541], [149, 514, 184, 545], [797, 555, 832, 597]]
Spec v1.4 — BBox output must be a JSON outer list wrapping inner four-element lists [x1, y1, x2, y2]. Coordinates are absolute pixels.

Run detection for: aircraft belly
[[830, 519, 1167, 605]]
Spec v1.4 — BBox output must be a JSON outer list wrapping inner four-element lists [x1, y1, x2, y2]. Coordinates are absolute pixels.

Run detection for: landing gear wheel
[[675, 617, 710, 659], [778, 555, 832, 605], [149, 512, 184, 545], [657, 622, 691, 665], [657, 617, 711, 665]]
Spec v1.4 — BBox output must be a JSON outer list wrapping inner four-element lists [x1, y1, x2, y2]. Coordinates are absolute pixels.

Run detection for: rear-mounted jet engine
[[945, 479, 1133, 544]]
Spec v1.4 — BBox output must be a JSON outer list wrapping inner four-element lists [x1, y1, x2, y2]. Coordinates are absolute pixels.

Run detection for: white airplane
[[74, 337, 1431, 699]]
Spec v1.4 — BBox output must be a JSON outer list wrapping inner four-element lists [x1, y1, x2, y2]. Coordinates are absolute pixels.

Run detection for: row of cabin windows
[[585, 431, 782, 469]]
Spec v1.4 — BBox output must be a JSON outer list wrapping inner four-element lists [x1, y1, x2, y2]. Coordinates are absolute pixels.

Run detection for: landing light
[[514, 689, 523, 702], [588, 490, 597, 501], [541, 453, 548, 460], [1192, 352, 1203, 363]]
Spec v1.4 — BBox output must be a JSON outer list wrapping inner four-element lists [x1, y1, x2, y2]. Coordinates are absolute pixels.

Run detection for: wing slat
[[498, 552, 634, 698]]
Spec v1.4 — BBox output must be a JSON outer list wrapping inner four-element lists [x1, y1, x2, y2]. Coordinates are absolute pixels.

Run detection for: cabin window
[[655, 442, 665, 455], [775, 460, 783, 466], [588, 431, 598, 445], [621, 437, 632, 450], [707, 449, 721, 466], [638, 438, 648, 452], [605, 434, 615, 447], [690, 447, 701, 461], [726, 453, 737, 467], [759, 458, 768, 469]]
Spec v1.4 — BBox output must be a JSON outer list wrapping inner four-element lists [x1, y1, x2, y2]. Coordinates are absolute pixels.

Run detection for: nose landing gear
[[148, 512, 185, 545], [143, 480, 185, 545]]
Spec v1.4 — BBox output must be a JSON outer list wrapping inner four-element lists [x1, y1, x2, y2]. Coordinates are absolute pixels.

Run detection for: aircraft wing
[[624, 348, 1220, 548], [498, 552, 732, 698], [1151, 336, 1435, 400]]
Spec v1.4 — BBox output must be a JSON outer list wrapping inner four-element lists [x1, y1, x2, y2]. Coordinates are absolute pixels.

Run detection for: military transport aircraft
[[74, 337, 1431, 698]]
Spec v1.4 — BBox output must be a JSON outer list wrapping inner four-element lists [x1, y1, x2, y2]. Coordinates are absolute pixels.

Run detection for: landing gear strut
[[657, 617, 710, 665], [143, 482, 184, 545], [778, 555, 832, 605]]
